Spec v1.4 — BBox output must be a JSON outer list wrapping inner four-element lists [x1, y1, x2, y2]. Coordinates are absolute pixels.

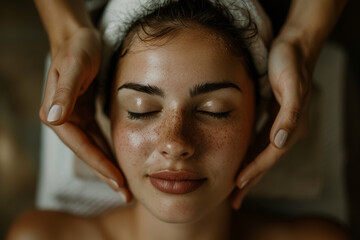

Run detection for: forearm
[[275, 0, 347, 71], [34, 0, 94, 55]]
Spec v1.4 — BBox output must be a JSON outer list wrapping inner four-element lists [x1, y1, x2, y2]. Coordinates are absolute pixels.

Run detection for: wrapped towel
[[98, 0, 273, 100]]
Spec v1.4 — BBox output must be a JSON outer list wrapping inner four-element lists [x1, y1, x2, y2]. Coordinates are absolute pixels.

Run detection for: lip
[[148, 171, 206, 194]]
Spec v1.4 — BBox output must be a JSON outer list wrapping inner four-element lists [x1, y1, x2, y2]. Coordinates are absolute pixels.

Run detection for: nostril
[[181, 152, 189, 157], [160, 149, 191, 159], [158, 134, 195, 160]]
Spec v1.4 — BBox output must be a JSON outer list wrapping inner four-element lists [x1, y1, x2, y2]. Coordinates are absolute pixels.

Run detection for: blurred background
[[0, 0, 359, 239], [0, 0, 48, 238]]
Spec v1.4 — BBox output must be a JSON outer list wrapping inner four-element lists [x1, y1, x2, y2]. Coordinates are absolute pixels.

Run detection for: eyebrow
[[117, 83, 164, 97], [190, 82, 242, 97], [117, 81, 242, 97]]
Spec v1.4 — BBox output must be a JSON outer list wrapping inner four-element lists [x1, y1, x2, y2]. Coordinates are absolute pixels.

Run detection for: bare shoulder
[[6, 209, 104, 240], [233, 213, 351, 240], [285, 217, 351, 240], [97, 205, 136, 240]]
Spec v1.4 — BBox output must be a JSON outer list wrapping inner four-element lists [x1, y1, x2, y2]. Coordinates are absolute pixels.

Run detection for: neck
[[133, 200, 233, 240]]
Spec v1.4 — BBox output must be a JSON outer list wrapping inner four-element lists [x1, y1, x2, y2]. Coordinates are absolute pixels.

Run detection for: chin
[[141, 193, 213, 224]]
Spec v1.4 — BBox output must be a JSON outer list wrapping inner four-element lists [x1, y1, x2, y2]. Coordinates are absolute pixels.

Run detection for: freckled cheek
[[199, 124, 251, 170], [205, 124, 250, 151], [112, 124, 155, 169]]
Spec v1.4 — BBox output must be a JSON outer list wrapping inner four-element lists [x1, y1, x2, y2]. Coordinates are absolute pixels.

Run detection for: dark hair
[[102, 0, 259, 115]]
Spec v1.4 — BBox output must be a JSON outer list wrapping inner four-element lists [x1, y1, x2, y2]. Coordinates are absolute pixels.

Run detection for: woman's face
[[110, 27, 255, 223]]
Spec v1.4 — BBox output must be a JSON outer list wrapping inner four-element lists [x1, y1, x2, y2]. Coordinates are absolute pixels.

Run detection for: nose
[[156, 111, 195, 160]]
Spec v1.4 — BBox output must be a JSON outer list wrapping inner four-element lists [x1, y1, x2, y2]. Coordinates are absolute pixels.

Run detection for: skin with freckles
[[7, 25, 350, 240], [110, 27, 255, 224]]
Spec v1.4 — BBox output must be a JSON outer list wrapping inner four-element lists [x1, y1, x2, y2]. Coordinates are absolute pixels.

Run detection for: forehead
[[123, 24, 229, 54], [115, 27, 250, 88]]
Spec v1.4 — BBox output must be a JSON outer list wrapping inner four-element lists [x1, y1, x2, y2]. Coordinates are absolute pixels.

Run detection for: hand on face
[[39, 27, 130, 200], [231, 38, 312, 209]]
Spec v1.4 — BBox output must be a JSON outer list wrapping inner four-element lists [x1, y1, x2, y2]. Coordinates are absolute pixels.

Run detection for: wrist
[[35, 0, 95, 56], [49, 23, 97, 57], [273, 26, 323, 73]]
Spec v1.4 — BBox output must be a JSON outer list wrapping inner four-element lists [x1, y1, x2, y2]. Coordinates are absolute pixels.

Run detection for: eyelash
[[127, 111, 231, 120], [197, 110, 231, 119], [127, 111, 159, 120]]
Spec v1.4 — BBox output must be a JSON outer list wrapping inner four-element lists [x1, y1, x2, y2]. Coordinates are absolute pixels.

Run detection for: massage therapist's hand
[[41, 27, 101, 124], [231, 38, 312, 209], [39, 28, 130, 202], [34, 0, 130, 201], [231, 0, 347, 209]]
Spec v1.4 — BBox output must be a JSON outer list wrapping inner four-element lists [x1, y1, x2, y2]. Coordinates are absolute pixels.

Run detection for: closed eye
[[197, 110, 231, 119], [127, 111, 160, 120]]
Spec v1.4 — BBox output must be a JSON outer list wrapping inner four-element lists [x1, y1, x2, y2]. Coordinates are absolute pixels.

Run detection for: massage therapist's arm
[[34, 0, 100, 123], [233, 0, 348, 209], [34, 0, 129, 200]]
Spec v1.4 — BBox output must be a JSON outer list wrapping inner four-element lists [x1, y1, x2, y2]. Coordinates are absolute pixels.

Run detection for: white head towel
[[98, 0, 273, 99]]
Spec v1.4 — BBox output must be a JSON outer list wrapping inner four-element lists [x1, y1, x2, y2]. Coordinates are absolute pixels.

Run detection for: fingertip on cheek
[[118, 188, 128, 203], [108, 178, 120, 190], [230, 190, 243, 210], [239, 180, 249, 190]]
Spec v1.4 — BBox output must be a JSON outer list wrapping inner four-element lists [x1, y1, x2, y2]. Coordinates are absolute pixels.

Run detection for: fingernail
[[47, 105, 62, 122], [118, 189, 127, 203], [274, 129, 288, 148], [240, 180, 249, 189], [108, 179, 120, 190], [108, 179, 128, 202]]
